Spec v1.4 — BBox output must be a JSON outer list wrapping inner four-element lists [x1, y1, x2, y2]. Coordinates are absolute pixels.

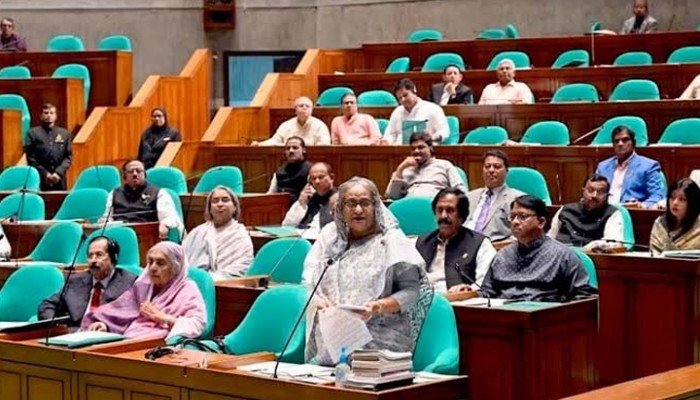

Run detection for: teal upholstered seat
[[0, 264, 64, 321], [505, 24, 520, 39], [591, 116, 649, 147], [667, 46, 700, 64], [46, 35, 85, 52], [386, 57, 410, 73], [476, 29, 506, 39], [571, 248, 598, 289], [0, 192, 45, 221], [73, 165, 121, 191], [357, 90, 398, 106], [444, 116, 461, 144], [28, 221, 83, 264], [551, 83, 600, 103], [421, 53, 466, 72], [506, 167, 552, 205], [146, 166, 188, 194], [613, 51, 653, 66], [521, 121, 570, 145], [657, 118, 700, 145], [0, 166, 40, 191], [76, 225, 140, 267], [193, 166, 244, 195], [454, 166, 469, 189], [407, 29, 443, 42], [0, 66, 31, 79], [608, 79, 659, 102], [463, 126, 508, 145], [0, 94, 31, 142], [245, 237, 312, 284], [487, 51, 530, 70], [552, 49, 590, 68], [52, 63, 91, 107], [413, 294, 459, 374], [387, 196, 437, 236], [316, 87, 354, 106], [187, 267, 216, 338], [53, 188, 108, 223], [376, 118, 390, 135], [97, 34, 133, 51]]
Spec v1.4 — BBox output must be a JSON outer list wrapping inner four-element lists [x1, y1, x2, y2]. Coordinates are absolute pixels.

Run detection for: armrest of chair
[[422, 347, 459, 375]]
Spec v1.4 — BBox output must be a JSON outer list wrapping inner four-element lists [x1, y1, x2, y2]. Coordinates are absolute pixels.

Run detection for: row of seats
[[405, 25, 519, 42], [383, 46, 700, 73], [45, 34, 132, 52]]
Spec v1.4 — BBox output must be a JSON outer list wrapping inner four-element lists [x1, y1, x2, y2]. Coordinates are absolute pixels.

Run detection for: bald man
[[253, 96, 331, 146], [478, 59, 534, 105]]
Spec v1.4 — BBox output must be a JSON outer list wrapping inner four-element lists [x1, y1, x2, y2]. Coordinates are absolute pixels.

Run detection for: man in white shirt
[[384, 78, 450, 145], [386, 132, 466, 200], [478, 59, 534, 105], [252, 96, 330, 146], [282, 162, 336, 236]]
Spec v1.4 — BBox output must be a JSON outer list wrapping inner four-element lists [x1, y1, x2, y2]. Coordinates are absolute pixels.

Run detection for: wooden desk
[[454, 299, 597, 400], [0, 109, 22, 168], [214, 281, 266, 335], [319, 64, 700, 103], [272, 100, 700, 144], [180, 193, 290, 230], [0, 50, 133, 109], [591, 253, 700, 386], [214, 145, 698, 204], [0, 332, 468, 400]]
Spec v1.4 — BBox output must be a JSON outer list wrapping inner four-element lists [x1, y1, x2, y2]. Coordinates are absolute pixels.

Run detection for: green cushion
[[413, 294, 459, 374], [76, 225, 140, 267], [667, 46, 700, 64], [193, 166, 243, 195], [316, 87, 353, 106], [658, 118, 700, 144], [357, 90, 398, 106], [521, 121, 570, 145], [571, 248, 598, 289], [187, 267, 216, 338], [0, 192, 45, 221], [0, 94, 31, 143], [0, 66, 31, 79], [386, 57, 410, 73], [454, 166, 469, 189], [73, 165, 121, 191], [52, 63, 91, 108], [608, 79, 659, 102], [0, 264, 64, 321], [421, 53, 466, 72], [53, 188, 109, 223], [407, 29, 443, 42], [613, 51, 653, 66], [506, 167, 552, 205], [551, 83, 599, 103], [246, 237, 312, 284], [591, 116, 649, 147], [98, 35, 132, 52], [613, 204, 635, 250], [476, 29, 506, 39], [387, 197, 437, 236], [444, 116, 461, 144], [29, 221, 83, 265], [0, 166, 40, 192], [146, 166, 187, 194], [46, 35, 85, 52], [552, 49, 590, 68], [505, 24, 520, 39], [463, 126, 508, 145], [487, 51, 530, 71]]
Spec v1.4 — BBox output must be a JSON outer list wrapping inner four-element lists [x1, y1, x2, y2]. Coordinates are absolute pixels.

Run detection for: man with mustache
[[38, 236, 137, 328], [416, 188, 496, 293]]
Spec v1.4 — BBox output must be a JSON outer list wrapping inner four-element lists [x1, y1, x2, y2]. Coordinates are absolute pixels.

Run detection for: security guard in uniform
[[24, 102, 72, 190]]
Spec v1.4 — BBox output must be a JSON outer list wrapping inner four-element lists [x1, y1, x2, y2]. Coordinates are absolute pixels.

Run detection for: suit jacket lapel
[[485, 188, 505, 224]]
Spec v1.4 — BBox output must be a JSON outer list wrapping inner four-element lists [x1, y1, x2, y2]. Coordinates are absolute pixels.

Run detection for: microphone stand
[[13, 166, 35, 266], [453, 262, 491, 307]]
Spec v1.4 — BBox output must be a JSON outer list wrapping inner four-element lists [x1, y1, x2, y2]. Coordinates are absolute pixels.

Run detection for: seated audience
[[83, 242, 206, 340], [548, 174, 625, 251], [386, 132, 466, 200], [0, 18, 26, 52], [650, 178, 700, 255], [330, 93, 382, 145], [38, 236, 137, 327], [620, 0, 658, 34], [478, 59, 534, 105], [252, 96, 330, 146], [137, 108, 182, 170], [103, 160, 184, 240], [25, 103, 72, 191], [282, 162, 337, 235], [303, 177, 429, 366], [595, 125, 665, 208], [678, 74, 700, 100], [416, 188, 496, 293], [267, 136, 313, 204], [384, 78, 449, 144], [480, 195, 598, 301], [182, 185, 253, 280], [428, 64, 473, 105], [465, 150, 524, 241]]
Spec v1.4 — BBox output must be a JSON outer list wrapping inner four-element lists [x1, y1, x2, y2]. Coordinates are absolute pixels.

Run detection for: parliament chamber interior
[[1, 0, 700, 399]]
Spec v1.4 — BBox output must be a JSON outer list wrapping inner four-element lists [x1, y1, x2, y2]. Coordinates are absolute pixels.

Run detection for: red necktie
[[90, 282, 103, 310]]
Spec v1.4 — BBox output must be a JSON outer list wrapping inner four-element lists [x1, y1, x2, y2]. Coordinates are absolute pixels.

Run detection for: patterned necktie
[[474, 189, 494, 233], [90, 282, 103, 310]]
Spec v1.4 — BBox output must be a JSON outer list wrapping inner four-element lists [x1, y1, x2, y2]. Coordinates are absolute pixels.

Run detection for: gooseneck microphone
[[453, 262, 491, 307]]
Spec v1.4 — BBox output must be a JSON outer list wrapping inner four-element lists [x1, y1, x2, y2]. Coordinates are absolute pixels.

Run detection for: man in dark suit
[[38, 236, 137, 327], [427, 64, 473, 105], [24, 103, 72, 191]]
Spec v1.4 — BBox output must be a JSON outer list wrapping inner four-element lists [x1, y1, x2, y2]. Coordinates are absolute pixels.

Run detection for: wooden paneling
[[179, 193, 290, 230], [79, 374, 181, 400], [0, 51, 133, 109], [0, 361, 73, 400], [0, 109, 22, 167]]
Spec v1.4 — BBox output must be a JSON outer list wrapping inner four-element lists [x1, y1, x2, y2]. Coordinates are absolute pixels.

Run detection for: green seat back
[[592, 116, 649, 146], [73, 165, 121, 191], [76, 225, 140, 267], [463, 126, 508, 145], [444, 116, 461, 144], [613, 51, 653, 66], [659, 171, 668, 192], [376, 118, 390, 135], [487, 51, 531, 70], [505, 24, 520, 39], [97, 34, 132, 51], [476, 29, 506, 39], [521, 121, 570, 145], [52, 63, 91, 108], [316, 87, 353, 106], [667, 46, 700, 64], [0, 166, 40, 191], [187, 267, 216, 338], [413, 294, 459, 374], [46, 35, 85, 52], [53, 188, 108, 223], [613, 204, 635, 250], [386, 57, 410, 73], [357, 90, 398, 106], [162, 188, 184, 243], [0, 192, 45, 221], [387, 197, 437, 236], [28, 221, 83, 264], [552, 49, 590, 68], [658, 118, 700, 145], [590, 22, 601, 32], [571, 248, 598, 289], [421, 52, 466, 72], [551, 83, 599, 103], [0, 66, 31, 79], [454, 166, 469, 190], [223, 285, 307, 363], [146, 166, 187, 194], [117, 264, 142, 276], [193, 166, 243, 195], [0, 94, 31, 142], [246, 237, 312, 284], [0, 264, 64, 321], [506, 167, 552, 205], [407, 29, 443, 42], [609, 79, 659, 102]]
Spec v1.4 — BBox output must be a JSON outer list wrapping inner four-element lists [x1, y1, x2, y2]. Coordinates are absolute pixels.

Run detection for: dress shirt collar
[[498, 79, 517, 88], [92, 268, 116, 289], [616, 151, 637, 167]]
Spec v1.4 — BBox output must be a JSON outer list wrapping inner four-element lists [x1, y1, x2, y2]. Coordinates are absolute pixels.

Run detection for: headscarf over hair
[[150, 107, 169, 131], [204, 185, 240, 222]]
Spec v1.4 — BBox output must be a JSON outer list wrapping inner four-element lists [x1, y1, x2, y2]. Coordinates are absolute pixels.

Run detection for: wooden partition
[[69, 49, 211, 186], [0, 50, 132, 110], [0, 110, 22, 168]]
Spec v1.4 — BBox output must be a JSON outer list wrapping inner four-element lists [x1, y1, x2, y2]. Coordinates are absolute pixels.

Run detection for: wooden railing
[[68, 49, 211, 185], [0, 110, 22, 168]]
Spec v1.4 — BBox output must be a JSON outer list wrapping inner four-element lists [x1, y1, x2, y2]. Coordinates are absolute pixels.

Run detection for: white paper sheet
[[318, 307, 372, 364]]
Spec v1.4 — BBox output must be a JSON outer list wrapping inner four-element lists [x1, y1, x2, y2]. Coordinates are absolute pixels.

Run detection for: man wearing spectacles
[[547, 174, 625, 251], [480, 195, 597, 302], [0, 18, 27, 52], [595, 125, 665, 209], [282, 162, 337, 237]]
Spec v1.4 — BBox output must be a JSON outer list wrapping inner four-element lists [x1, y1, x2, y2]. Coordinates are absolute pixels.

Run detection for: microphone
[[666, 14, 676, 32], [453, 262, 491, 307], [262, 228, 308, 288], [13, 165, 36, 267], [387, 119, 429, 144], [602, 238, 650, 251], [273, 257, 335, 378], [573, 126, 602, 144]]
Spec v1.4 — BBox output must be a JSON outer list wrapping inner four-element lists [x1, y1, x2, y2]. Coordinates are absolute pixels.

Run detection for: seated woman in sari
[[82, 242, 206, 340], [182, 185, 253, 280], [303, 176, 431, 365], [650, 178, 700, 255]]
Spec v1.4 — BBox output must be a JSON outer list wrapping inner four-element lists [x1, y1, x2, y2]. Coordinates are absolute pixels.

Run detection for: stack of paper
[[662, 249, 700, 259], [41, 331, 124, 348], [345, 349, 414, 389]]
